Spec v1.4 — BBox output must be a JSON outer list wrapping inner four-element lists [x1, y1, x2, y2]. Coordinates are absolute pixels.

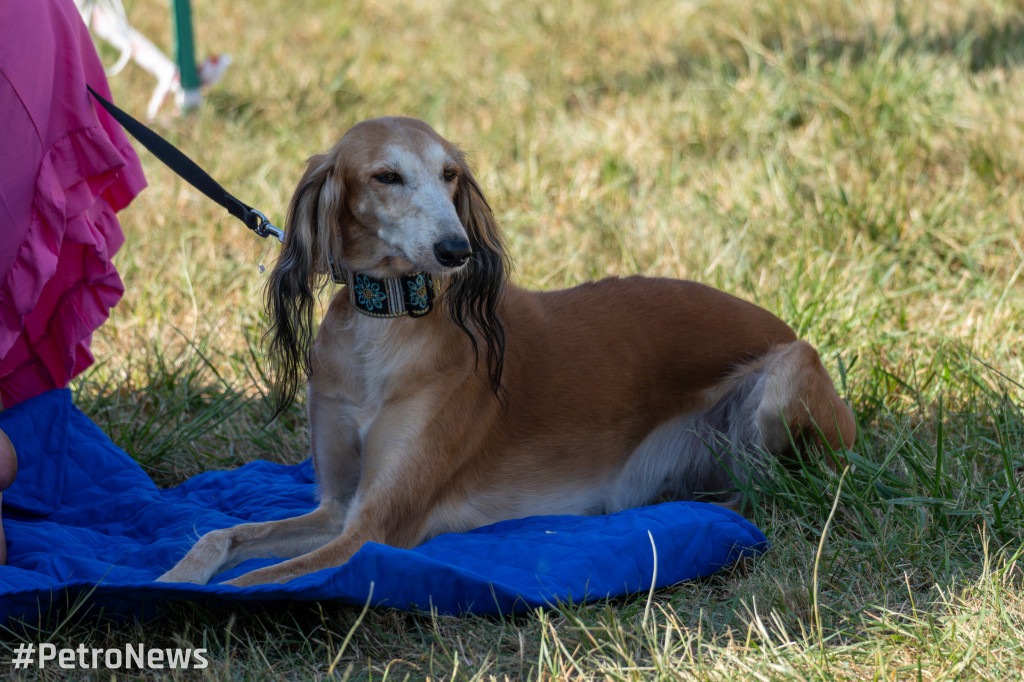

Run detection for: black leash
[[87, 85, 283, 242]]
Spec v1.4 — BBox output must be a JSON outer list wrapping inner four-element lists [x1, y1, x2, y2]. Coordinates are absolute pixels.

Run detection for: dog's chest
[[321, 315, 425, 441]]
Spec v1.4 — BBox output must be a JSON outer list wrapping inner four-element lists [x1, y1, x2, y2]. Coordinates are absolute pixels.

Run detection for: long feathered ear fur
[[264, 151, 344, 417], [446, 153, 511, 397]]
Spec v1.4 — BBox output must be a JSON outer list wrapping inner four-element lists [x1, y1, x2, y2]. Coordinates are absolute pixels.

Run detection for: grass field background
[[7, 0, 1024, 678]]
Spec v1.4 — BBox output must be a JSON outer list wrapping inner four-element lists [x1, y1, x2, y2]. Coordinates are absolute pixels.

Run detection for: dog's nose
[[433, 237, 472, 268]]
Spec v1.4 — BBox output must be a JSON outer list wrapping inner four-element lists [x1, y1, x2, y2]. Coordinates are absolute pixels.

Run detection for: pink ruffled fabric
[[0, 0, 146, 408]]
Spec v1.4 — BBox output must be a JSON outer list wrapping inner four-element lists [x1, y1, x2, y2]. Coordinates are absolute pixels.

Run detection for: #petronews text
[[12, 642, 208, 670]]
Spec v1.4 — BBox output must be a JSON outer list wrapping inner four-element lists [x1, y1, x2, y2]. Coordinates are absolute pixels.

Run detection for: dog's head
[[265, 117, 509, 415]]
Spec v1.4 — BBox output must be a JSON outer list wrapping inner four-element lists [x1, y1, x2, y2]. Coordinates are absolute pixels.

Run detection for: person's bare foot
[[0, 427, 17, 565]]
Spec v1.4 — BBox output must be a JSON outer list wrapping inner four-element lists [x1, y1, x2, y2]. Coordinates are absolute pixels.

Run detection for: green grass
[[5, 0, 1024, 678]]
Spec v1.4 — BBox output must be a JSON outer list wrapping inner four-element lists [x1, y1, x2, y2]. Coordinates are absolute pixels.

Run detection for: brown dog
[[158, 117, 855, 586]]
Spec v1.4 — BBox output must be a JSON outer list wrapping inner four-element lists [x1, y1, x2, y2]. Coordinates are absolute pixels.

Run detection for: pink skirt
[[0, 0, 147, 408]]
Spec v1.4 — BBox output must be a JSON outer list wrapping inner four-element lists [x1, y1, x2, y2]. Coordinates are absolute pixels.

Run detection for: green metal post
[[169, 0, 200, 109]]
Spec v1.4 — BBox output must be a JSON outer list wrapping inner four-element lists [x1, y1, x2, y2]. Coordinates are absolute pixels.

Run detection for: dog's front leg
[[156, 501, 348, 584], [224, 398, 445, 586], [158, 389, 366, 585], [222, 498, 396, 586]]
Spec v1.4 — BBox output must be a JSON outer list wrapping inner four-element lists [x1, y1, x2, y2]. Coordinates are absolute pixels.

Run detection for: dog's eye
[[374, 171, 402, 185], [442, 168, 458, 183]]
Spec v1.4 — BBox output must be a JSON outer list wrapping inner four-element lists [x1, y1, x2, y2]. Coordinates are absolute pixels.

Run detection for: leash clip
[[251, 209, 284, 243]]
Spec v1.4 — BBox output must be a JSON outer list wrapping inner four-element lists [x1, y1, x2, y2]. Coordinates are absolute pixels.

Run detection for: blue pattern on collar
[[349, 272, 436, 318], [354, 275, 386, 311], [406, 273, 430, 309]]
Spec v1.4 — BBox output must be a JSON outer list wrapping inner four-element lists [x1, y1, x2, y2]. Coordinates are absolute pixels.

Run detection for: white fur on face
[[351, 140, 469, 273]]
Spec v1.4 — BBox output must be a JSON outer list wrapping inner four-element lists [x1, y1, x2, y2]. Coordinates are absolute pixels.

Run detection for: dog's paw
[[155, 567, 208, 585], [155, 529, 231, 584], [155, 555, 221, 584]]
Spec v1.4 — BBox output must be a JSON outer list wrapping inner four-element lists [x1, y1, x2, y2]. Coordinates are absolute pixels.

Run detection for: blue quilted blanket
[[0, 389, 768, 624]]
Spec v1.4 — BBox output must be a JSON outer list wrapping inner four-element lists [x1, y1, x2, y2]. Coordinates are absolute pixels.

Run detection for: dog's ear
[[448, 155, 510, 396], [264, 152, 344, 417], [284, 152, 345, 286], [452, 161, 505, 271]]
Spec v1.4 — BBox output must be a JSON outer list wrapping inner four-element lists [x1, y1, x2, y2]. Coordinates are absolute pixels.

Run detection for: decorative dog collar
[[348, 272, 439, 318]]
